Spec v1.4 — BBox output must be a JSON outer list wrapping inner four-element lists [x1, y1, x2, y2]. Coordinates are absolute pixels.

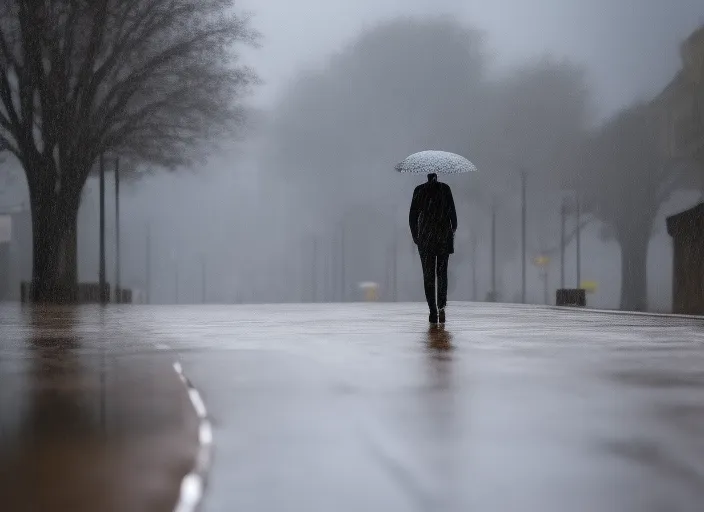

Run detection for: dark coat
[[409, 178, 458, 255]]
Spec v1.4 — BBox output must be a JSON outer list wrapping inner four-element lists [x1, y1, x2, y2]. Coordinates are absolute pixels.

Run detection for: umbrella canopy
[[394, 150, 477, 174]]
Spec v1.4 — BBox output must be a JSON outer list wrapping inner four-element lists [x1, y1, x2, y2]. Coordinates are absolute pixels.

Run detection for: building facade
[[654, 25, 704, 168], [657, 25, 704, 315]]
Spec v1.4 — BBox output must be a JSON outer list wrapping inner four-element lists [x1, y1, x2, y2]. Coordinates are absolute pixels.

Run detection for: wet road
[[3, 302, 704, 511], [0, 306, 198, 512]]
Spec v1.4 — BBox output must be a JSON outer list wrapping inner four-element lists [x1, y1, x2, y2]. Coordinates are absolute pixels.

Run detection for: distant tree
[[472, 57, 592, 274], [267, 17, 488, 217], [0, 0, 258, 302], [567, 103, 687, 311]]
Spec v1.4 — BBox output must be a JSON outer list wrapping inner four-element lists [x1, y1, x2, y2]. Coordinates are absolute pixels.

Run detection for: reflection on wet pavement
[[1, 302, 704, 511], [0, 306, 198, 512]]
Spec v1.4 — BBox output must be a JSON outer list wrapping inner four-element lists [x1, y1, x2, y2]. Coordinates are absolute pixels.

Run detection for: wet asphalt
[[2, 302, 704, 511]]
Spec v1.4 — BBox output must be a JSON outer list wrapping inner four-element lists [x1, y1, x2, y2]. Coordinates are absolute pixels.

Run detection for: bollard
[[556, 289, 586, 307]]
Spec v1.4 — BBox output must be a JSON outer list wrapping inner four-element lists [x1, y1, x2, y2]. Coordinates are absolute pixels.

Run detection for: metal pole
[[576, 195, 581, 288], [312, 237, 317, 302], [300, 239, 306, 303], [392, 228, 398, 301], [340, 226, 346, 302], [543, 269, 549, 305], [471, 231, 477, 301], [201, 255, 206, 303], [114, 157, 120, 303], [145, 224, 151, 304], [560, 199, 566, 289], [331, 232, 337, 301], [99, 154, 107, 304], [491, 200, 496, 300], [521, 169, 527, 304]]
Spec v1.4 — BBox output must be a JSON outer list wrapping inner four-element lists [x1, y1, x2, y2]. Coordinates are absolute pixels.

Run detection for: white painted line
[[199, 421, 213, 446], [167, 351, 213, 512], [188, 389, 207, 419], [174, 474, 204, 512], [156, 343, 170, 350]]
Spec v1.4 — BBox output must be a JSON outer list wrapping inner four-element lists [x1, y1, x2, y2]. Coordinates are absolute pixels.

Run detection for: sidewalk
[[0, 306, 199, 512]]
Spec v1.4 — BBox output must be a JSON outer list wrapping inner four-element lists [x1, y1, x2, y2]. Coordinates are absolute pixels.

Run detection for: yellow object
[[533, 255, 550, 267], [581, 281, 597, 294], [359, 282, 379, 302]]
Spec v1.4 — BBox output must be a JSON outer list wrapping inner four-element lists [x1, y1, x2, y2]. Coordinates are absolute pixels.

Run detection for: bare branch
[[541, 214, 595, 258], [0, 0, 258, 196]]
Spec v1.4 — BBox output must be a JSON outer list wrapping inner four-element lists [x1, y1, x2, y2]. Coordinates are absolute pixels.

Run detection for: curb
[[548, 305, 704, 322]]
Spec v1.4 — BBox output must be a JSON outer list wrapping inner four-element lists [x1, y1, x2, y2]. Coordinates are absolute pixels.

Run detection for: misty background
[[2, 0, 704, 308]]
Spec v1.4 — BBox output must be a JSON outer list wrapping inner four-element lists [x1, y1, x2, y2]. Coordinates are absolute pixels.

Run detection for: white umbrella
[[394, 150, 477, 174]]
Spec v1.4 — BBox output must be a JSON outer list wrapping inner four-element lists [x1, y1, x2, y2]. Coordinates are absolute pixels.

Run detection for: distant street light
[[521, 169, 527, 304]]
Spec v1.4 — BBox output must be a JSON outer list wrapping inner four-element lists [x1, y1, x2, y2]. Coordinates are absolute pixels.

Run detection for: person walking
[[409, 173, 457, 324]]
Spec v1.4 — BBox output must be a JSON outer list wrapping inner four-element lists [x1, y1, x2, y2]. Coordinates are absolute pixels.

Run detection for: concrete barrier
[[21, 282, 111, 304], [556, 289, 586, 307]]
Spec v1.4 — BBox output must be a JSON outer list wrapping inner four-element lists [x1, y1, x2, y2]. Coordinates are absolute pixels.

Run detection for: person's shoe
[[438, 308, 446, 324], [429, 311, 438, 324]]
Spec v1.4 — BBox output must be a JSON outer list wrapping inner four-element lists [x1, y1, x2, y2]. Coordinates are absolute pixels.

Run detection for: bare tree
[[567, 103, 688, 311], [0, 0, 259, 302]]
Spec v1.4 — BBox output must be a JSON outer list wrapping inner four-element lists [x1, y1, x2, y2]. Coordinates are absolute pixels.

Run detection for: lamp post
[[490, 199, 497, 301], [312, 237, 317, 303], [145, 223, 151, 304], [99, 154, 107, 305], [201, 254, 207, 304], [114, 158, 121, 303], [560, 199, 566, 289], [521, 169, 527, 304], [170, 251, 178, 304], [576, 195, 581, 289], [340, 224, 346, 302], [471, 231, 478, 302]]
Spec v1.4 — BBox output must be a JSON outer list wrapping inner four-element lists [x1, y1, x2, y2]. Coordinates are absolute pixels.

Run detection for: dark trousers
[[419, 251, 449, 313]]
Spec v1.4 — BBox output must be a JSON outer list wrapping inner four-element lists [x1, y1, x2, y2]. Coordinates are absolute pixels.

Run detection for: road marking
[[168, 352, 213, 512]]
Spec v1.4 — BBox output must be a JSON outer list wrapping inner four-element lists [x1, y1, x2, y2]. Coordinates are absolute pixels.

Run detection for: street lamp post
[[490, 199, 497, 301], [576, 195, 582, 289], [201, 254, 207, 304], [312, 237, 317, 303], [145, 224, 151, 304], [99, 154, 107, 305], [170, 251, 178, 304], [471, 231, 478, 302], [560, 199, 566, 289], [340, 226, 346, 302], [521, 169, 527, 304], [114, 157, 121, 303]]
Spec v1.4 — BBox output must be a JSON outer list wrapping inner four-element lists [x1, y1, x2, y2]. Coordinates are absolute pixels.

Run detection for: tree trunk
[[619, 235, 649, 312], [29, 188, 80, 304]]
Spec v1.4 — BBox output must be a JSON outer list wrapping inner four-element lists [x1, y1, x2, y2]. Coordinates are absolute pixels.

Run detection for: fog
[[2, 0, 704, 309]]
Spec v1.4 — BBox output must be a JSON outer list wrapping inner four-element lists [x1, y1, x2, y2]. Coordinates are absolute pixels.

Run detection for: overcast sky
[[238, 0, 704, 117]]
